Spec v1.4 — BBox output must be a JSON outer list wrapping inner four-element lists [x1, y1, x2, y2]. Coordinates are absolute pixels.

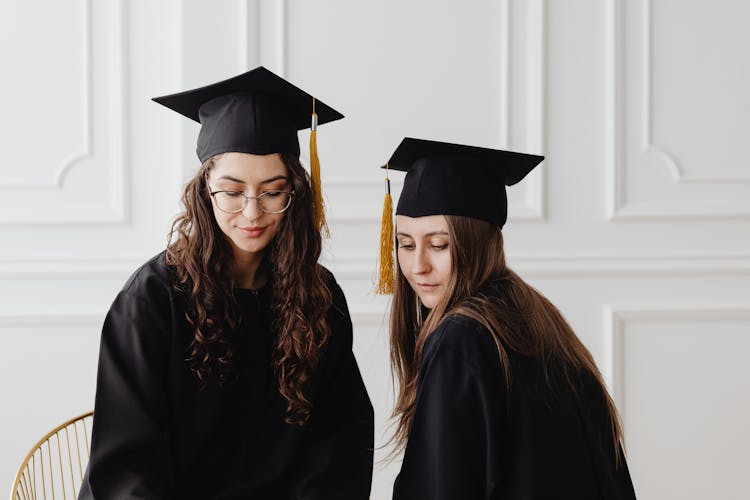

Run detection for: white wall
[[1, 1, 749, 499]]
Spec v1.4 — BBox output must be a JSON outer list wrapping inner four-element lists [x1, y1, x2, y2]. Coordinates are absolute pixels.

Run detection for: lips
[[416, 283, 439, 291], [238, 226, 267, 238]]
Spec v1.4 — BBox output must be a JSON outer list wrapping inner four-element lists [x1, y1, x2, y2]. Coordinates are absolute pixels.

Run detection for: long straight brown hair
[[390, 215, 623, 457]]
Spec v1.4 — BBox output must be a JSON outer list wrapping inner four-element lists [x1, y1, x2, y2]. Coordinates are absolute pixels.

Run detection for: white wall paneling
[[282, 0, 549, 228], [606, 0, 750, 219], [2, 1, 750, 498], [604, 305, 750, 499], [0, 0, 129, 224], [324, 253, 750, 280], [0, 314, 103, 493], [0, 0, 183, 489], [0, 258, 141, 281], [604, 304, 750, 404], [179, 0, 259, 180]]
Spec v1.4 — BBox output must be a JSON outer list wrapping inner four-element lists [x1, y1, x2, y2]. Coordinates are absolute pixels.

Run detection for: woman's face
[[396, 214, 453, 309], [206, 152, 290, 265]]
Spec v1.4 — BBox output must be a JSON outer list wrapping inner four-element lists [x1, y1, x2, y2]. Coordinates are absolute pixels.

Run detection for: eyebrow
[[214, 175, 289, 185], [214, 175, 245, 184], [396, 231, 449, 238], [260, 175, 289, 185]]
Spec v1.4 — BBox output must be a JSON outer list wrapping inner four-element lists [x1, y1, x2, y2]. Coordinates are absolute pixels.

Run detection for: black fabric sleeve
[[393, 319, 505, 500], [79, 275, 175, 499], [286, 279, 375, 500]]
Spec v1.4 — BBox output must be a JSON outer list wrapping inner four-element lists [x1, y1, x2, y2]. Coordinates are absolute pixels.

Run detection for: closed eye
[[261, 191, 284, 198]]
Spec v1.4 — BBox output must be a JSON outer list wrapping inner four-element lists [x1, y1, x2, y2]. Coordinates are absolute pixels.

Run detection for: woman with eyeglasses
[[377, 138, 636, 499], [78, 68, 374, 500]]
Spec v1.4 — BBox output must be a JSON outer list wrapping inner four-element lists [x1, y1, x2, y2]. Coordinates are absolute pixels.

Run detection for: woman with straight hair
[[78, 67, 373, 499], [377, 138, 636, 499]]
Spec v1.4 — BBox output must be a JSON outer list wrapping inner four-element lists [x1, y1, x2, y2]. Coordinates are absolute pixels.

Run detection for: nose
[[240, 196, 263, 220], [411, 247, 431, 275]]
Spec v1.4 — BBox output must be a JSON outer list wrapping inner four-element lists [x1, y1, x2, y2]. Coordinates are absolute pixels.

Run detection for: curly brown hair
[[166, 153, 332, 425]]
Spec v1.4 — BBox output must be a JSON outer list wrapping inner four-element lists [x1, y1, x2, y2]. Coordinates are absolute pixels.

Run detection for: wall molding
[[238, 0, 260, 70], [520, 0, 547, 220], [0, 0, 129, 225], [0, 258, 141, 280], [602, 303, 750, 411], [323, 253, 750, 278], [180, 0, 283, 183], [605, 0, 750, 220], [316, 0, 547, 223], [0, 0, 92, 190], [275, 0, 287, 76], [641, 0, 750, 185], [500, 0, 547, 221], [0, 312, 104, 328], [1, 254, 748, 280]]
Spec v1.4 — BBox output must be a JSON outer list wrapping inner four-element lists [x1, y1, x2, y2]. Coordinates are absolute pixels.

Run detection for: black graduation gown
[[393, 302, 636, 499], [79, 252, 374, 500]]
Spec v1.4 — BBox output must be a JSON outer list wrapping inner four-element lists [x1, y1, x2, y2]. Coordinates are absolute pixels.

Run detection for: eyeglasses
[[209, 189, 295, 214]]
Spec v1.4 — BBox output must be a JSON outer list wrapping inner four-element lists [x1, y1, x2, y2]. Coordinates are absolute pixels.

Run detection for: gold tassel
[[376, 165, 395, 295], [310, 98, 328, 237]]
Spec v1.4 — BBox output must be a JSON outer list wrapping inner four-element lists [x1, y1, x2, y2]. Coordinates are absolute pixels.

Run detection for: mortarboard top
[[152, 66, 344, 162], [383, 137, 544, 228], [374, 137, 544, 294]]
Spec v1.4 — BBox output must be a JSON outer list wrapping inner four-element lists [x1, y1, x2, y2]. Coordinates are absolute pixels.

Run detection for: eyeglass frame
[[207, 187, 296, 214]]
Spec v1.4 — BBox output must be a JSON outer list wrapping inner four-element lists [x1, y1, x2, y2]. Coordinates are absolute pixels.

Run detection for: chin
[[227, 234, 274, 256], [235, 240, 271, 255], [418, 294, 439, 309]]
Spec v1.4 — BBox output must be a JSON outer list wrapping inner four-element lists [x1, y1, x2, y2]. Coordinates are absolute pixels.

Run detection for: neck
[[232, 250, 267, 289]]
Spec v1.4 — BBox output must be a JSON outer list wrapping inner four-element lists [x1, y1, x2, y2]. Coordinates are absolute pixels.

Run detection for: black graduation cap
[[152, 66, 344, 162], [386, 137, 543, 227], [375, 138, 544, 294], [152, 66, 342, 234]]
